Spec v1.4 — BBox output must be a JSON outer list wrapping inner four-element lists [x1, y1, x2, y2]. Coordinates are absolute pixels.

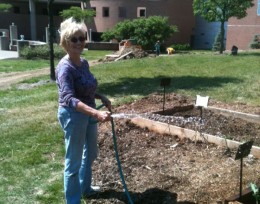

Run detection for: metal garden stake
[[160, 78, 171, 113], [195, 95, 209, 121], [235, 140, 254, 198]]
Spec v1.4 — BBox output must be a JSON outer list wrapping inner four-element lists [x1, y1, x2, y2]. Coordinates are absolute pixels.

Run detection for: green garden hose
[[92, 105, 134, 204], [110, 112, 134, 204]]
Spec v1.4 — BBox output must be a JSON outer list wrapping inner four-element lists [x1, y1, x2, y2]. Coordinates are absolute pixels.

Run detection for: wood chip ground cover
[[88, 93, 260, 204]]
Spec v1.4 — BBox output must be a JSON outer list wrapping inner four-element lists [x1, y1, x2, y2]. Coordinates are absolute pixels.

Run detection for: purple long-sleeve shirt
[[56, 56, 97, 109]]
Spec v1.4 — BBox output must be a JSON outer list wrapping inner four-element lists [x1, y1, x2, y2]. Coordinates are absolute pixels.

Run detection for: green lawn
[[0, 50, 112, 73], [0, 50, 260, 203]]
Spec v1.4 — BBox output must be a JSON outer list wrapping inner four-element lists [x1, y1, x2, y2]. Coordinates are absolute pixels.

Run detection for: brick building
[[0, 0, 81, 42], [226, 0, 260, 50], [0, 0, 195, 47], [1, 0, 259, 50], [83, 0, 195, 45]]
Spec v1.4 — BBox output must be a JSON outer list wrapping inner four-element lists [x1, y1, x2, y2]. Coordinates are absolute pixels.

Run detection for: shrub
[[249, 35, 260, 49], [212, 31, 221, 51], [0, 3, 12, 12], [171, 43, 191, 51], [101, 16, 178, 50], [20, 44, 65, 59]]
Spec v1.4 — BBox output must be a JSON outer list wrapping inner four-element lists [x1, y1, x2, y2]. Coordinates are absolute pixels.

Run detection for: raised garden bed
[[90, 93, 260, 203], [131, 104, 260, 158]]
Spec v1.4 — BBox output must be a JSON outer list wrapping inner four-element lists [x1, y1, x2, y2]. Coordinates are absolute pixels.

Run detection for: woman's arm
[[76, 101, 111, 122]]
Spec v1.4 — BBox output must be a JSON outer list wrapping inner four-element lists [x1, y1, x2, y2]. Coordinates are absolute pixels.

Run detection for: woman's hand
[[76, 101, 111, 122], [95, 110, 111, 122]]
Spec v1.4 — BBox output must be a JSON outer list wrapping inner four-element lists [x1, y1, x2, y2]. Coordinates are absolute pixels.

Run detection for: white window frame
[[137, 7, 146, 17]]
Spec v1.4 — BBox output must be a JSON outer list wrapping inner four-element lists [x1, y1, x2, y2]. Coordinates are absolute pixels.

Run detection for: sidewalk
[[0, 50, 18, 60]]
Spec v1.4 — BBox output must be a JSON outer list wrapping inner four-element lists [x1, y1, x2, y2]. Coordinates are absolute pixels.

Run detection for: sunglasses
[[70, 36, 85, 43]]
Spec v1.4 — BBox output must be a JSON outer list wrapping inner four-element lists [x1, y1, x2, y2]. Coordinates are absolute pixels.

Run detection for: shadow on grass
[[86, 187, 195, 204], [98, 75, 242, 97]]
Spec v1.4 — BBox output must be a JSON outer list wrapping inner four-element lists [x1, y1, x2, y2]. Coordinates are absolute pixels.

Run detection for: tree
[[59, 6, 95, 22], [101, 16, 178, 49], [193, 0, 254, 53], [0, 3, 12, 12], [48, 1, 93, 80]]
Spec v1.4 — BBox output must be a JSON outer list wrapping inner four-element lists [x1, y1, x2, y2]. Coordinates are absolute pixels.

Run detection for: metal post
[[160, 78, 171, 114], [29, 0, 37, 40], [199, 106, 203, 121], [239, 157, 243, 198], [89, 28, 92, 42], [235, 141, 254, 200], [163, 85, 166, 113], [48, 0, 55, 81]]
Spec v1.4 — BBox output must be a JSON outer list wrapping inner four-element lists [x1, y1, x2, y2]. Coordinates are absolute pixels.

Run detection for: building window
[[137, 7, 146, 17], [91, 7, 96, 17], [119, 7, 126, 18], [103, 7, 109, 17], [42, 8, 48, 15], [13, 6, 20, 14], [54, 9, 61, 16], [258, 0, 260, 16]]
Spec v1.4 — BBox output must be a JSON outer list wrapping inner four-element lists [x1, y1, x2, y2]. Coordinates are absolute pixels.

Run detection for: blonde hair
[[59, 17, 87, 50]]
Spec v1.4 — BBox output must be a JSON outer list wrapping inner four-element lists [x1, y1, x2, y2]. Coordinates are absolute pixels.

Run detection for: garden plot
[[89, 93, 260, 204]]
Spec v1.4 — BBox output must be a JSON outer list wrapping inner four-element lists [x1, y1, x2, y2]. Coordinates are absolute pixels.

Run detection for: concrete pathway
[[0, 68, 50, 89], [0, 50, 18, 60]]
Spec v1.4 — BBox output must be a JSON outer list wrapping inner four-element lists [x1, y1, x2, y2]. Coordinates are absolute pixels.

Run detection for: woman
[[56, 18, 111, 204]]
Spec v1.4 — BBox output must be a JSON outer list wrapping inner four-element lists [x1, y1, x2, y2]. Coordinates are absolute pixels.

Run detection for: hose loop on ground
[[94, 104, 134, 203]]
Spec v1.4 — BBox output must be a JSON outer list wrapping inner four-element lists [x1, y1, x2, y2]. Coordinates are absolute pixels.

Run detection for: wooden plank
[[105, 54, 120, 58], [114, 51, 133, 61], [131, 117, 260, 158], [207, 106, 260, 124]]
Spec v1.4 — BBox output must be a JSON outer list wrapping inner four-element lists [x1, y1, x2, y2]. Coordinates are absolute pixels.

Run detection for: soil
[[90, 93, 260, 204]]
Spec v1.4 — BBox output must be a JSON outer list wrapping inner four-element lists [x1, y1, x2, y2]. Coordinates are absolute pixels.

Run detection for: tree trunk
[[219, 21, 225, 54]]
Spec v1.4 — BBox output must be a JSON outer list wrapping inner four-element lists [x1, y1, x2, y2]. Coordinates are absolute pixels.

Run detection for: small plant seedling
[[250, 183, 259, 204]]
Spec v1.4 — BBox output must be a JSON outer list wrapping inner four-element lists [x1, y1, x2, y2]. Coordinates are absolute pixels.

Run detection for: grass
[[0, 50, 112, 73], [0, 59, 51, 73], [93, 51, 260, 105], [0, 50, 260, 203], [81, 49, 113, 61]]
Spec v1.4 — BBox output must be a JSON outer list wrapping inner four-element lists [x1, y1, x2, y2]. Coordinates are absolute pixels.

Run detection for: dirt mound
[[117, 46, 148, 59], [103, 40, 149, 62]]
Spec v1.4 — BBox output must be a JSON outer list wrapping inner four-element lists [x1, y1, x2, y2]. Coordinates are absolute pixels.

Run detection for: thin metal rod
[[239, 157, 243, 198], [199, 106, 203, 120], [163, 86, 166, 113]]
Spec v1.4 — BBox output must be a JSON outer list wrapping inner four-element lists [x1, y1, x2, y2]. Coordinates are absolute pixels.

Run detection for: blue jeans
[[58, 106, 98, 204]]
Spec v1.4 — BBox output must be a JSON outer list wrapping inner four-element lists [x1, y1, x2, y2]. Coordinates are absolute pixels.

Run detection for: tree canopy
[[59, 6, 95, 22], [193, 0, 254, 22], [0, 3, 12, 12], [101, 16, 178, 49], [193, 0, 254, 53]]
